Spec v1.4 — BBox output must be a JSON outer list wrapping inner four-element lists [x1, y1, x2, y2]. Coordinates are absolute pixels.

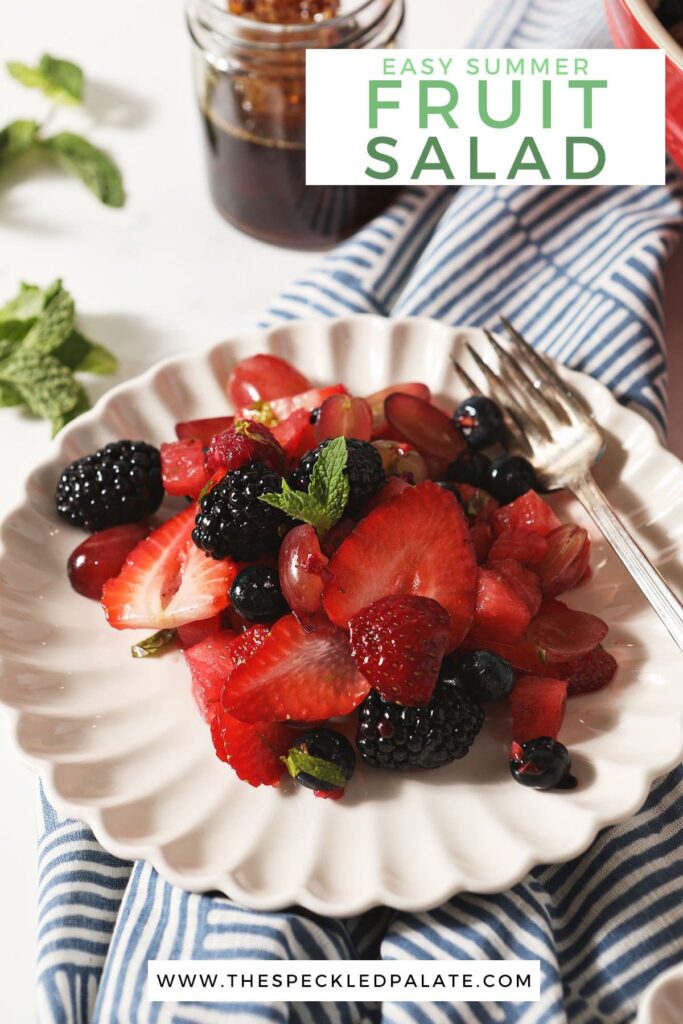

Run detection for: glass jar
[[186, 0, 404, 250]]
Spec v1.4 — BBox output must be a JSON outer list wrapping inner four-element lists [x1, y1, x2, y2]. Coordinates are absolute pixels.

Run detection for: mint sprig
[[1, 56, 125, 208], [7, 55, 83, 106], [259, 436, 349, 535], [0, 278, 118, 433], [131, 629, 178, 659]]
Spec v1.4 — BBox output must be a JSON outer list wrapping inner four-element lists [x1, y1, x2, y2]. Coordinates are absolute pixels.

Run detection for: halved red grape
[[279, 524, 329, 616], [384, 393, 466, 462], [527, 599, 608, 661], [175, 416, 234, 445], [315, 395, 373, 443], [227, 354, 311, 407], [536, 524, 590, 598], [366, 382, 431, 437], [68, 524, 150, 600]]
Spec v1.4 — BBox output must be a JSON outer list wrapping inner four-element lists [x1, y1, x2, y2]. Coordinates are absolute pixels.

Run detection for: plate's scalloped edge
[[1, 314, 683, 916]]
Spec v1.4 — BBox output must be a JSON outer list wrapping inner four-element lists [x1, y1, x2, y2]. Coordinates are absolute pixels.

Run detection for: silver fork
[[453, 318, 683, 653]]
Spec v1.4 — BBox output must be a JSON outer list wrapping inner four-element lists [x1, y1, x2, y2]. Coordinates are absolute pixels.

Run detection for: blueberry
[[457, 650, 515, 702], [283, 728, 356, 796], [309, 407, 322, 425], [445, 450, 492, 489], [488, 455, 537, 503], [509, 737, 574, 790], [454, 396, 504, 449], [229, 565, 289, 623]]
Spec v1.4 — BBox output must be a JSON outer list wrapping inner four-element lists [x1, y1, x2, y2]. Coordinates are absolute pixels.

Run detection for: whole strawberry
[[206, 420, 285, 474], [349, 595, 451, 706]]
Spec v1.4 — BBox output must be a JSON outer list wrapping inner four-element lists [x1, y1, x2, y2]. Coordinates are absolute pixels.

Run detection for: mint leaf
[[260, 437, 349, 535], [0, 381, 22, 407], [131, 629, 177, 659], [281, 748, 347, 790], [49, 384, 90, 436], [21, 284, 75, 354], [43, 132, 125, 207], [0, 319, 34, 345], [0, 349, 82, 432], [308, 436, 350, 526], [0, 119, 39, 173], [0, 281, 44, 322], [55, 330, 118, 375], [7, 55, 83, 105]]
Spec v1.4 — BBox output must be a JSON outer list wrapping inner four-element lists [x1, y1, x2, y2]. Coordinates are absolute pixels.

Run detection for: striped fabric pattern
[[35, 0, 683, 1021]]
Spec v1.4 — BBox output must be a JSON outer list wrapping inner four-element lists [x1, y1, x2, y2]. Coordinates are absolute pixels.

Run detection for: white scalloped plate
[[1, 315, 683, 916]]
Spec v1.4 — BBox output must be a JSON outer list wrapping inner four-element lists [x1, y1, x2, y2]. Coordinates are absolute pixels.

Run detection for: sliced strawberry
[[224, 615, 370, 724], [206, 420, 285, 474], [510, 676, 568, 743], [467, 567, 532, 645], [469, 521, 493, 564], [322, 482, 477, 650], [366, 382, 431, 438], [211, 713, 293, 787], [229, 624, 270, 665], [488, 527, 549, 567], [185, 629, 238, 721], [319, 518, 356, 557], [227, 354, 311, 408], [349, 595, 450, 706], [102, 509, 236, 630], [492, 491, 561, 538], [363, 476, 411, 514], [175, 416, 234, 445], [178, 613, 223, 650], [527, 599, 608, 661], [454, 483, 500, 525], [161, 439, 210, 499], [236, 385, 347, 425], [385, 393, 466, 462], [272, 408, 316, 464], [536, 524, 591, 598], [558, 645, 617, 696], [488, 559, 542, 617]]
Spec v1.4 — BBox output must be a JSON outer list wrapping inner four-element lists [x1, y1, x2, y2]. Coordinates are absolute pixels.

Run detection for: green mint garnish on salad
[[259, 435, 349, 535], [0, 279, 118, 434], [131, 629, 178, 659], [1, 56, 125, 207], [281, 748, 347, 790]]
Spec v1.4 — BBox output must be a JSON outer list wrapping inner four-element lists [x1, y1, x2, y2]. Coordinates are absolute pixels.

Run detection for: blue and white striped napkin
[[36, 1, 683, 1021]]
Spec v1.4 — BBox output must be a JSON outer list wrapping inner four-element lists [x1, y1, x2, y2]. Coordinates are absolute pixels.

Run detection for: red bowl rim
[[622, 0, 683, 71]]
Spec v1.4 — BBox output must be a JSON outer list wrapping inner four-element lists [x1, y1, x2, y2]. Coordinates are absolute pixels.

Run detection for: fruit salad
[[55, 353, 616, 799]]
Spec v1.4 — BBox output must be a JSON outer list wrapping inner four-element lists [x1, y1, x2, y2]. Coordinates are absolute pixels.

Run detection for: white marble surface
[[0, 1, 681, 1018]]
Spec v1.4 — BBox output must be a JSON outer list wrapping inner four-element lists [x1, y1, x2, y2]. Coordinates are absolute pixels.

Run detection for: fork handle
[[573, 473, 683, 653]]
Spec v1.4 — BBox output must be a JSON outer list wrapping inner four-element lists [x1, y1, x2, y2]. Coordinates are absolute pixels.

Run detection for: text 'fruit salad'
[[56, 353, 616, 799]]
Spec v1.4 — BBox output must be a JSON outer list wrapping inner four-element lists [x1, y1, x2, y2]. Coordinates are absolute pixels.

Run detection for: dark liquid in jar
[[201, 84, 399, 250]]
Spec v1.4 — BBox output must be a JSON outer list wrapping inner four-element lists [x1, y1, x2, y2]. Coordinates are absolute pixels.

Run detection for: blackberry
[[230, 565, 289, 623], [55, 441, 163, 533], [453, 395, 504, 449], [283, 728, 356, 797], [292, 438, 385, 515], [356, 683, 484, 771], [192, 461, 287, 561]]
